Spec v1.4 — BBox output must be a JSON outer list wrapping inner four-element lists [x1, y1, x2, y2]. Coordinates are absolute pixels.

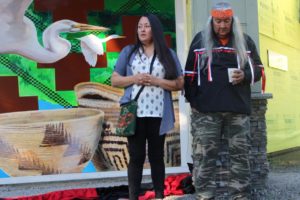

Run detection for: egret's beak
[[72, 23, 110, 32]]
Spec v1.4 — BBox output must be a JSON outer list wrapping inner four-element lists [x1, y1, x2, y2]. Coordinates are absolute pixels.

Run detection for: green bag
[[116, 100, 138, 137]]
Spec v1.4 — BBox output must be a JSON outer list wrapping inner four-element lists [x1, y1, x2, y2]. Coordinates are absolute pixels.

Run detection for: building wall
[[258, 0, 300, 152]]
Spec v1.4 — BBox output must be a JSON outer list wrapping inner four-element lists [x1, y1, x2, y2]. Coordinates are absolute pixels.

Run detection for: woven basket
[[0, 108, 104, 177], [74, 82, 181, 171], [74, 82, 123, 132]]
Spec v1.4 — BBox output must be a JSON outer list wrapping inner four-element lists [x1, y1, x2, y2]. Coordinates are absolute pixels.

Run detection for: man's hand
[[231, 69, 244, 85]]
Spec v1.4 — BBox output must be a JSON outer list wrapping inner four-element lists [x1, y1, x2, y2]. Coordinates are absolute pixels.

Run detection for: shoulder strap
[[133, 52, 156, 101]]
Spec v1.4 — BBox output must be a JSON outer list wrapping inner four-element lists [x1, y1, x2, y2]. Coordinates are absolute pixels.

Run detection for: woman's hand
[[134, 73, 160, 87], [112, 71, 183, 91], [143, 74, 160, 86], [134, 73, 151, 85], [111, 72, 151, 88], [143, 74, 184, 91]]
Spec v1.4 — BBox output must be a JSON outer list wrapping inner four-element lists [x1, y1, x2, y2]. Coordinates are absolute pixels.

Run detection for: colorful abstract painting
[[0, 0, 180, 178]]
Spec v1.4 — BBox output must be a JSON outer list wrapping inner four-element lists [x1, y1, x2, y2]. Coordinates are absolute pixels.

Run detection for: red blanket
[[139, 173, 190, 200], [4, 174, 191, 200]]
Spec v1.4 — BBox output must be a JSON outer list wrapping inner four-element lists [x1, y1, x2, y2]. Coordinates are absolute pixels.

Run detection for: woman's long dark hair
[[128, 14, 178, 80]]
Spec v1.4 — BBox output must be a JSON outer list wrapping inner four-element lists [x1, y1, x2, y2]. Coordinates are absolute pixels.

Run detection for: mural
[[0, 108, 104, 176], [0, 0, 180, 178]]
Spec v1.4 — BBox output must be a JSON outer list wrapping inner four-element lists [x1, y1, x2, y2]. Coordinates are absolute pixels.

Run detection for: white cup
[[227, 68, 236, 83]]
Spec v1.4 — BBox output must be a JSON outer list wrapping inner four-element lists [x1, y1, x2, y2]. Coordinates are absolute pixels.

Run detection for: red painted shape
[[0, 77, 38, 113], [39, 53, 107, 90], [107, 16, 140, 52], [165, 34, 172, 48], [107, 16, 173, 51], [34, 0, 104, 22]]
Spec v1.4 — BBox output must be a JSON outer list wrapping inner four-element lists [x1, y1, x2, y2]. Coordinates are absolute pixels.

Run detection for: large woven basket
[[0, 108, 104, 177], [74, 82, 123, 132], [74, 82, 181, 171]]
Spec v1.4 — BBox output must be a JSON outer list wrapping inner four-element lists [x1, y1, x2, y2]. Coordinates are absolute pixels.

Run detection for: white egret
[[78, 34, 125, 67], [0, 0, 110, 66]]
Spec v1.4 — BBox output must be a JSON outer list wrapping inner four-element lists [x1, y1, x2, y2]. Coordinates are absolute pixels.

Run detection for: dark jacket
[[184, 32, 262, 114]]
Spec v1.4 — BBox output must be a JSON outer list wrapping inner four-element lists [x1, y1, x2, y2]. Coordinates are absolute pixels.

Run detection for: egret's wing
[[0, 0, 33, 22], [79, 34, 104, 55], [79, 34, 104, 67], [80, 41, 98, 67], [0, 0, 39, 54], [16, 0, 33, 21]]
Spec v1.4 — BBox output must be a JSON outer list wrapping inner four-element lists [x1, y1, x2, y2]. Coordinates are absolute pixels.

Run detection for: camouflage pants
[[191, 110, 251, 199]]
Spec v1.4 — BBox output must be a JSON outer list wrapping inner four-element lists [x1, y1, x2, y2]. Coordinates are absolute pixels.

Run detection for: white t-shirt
[[131, 50, 165, 118]]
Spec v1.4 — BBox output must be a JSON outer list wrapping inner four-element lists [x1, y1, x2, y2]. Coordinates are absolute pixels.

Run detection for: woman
[[111, 14, 184, 200]]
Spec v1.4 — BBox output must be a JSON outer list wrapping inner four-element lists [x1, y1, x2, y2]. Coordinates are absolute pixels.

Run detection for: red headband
[[211, 9, 233, 18]]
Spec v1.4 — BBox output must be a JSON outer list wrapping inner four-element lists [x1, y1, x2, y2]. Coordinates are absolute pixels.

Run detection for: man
[[184, 2, 264, 200]]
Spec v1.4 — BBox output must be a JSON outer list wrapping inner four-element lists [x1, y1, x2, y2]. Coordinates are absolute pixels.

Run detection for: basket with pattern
[[74, 82, 123, 132], [0, 108, 104, 177], [74, 82, 181, 171]]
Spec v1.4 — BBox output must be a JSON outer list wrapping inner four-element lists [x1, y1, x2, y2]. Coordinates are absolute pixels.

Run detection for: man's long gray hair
[[202, 16, 248, 68]]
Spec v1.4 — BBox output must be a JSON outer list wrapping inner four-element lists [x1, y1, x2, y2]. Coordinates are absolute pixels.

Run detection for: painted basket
[[74, 82, 181, 171], [0, 108, 104, 177], [74, 82, 123, 132]]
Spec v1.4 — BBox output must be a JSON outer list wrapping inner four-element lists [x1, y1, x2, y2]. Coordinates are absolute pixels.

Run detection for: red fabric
[[6, 174, 190, 200], [164, 174, 190, 196], [207, 57, 212, 82], [261, 67, 266, 94], [219, 38, 229, 46], [138, 191, 155, 200], [138, 174, 190, 200], [211, 9, 233, 18], [5, 188, 98, 200]]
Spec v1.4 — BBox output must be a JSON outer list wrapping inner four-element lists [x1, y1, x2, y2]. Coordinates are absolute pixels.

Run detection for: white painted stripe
[[248, 56, 255, 85], [197, 53, 201, 85]]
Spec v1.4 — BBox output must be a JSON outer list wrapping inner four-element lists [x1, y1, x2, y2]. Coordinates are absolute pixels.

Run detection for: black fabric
[[184, 32, 262, 115], [127, 117, 165, 200], [180, 175, 195, 194], [187, 162, 194, 173], [96, 183, 154, 200], [97, 185, 129, 200]]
